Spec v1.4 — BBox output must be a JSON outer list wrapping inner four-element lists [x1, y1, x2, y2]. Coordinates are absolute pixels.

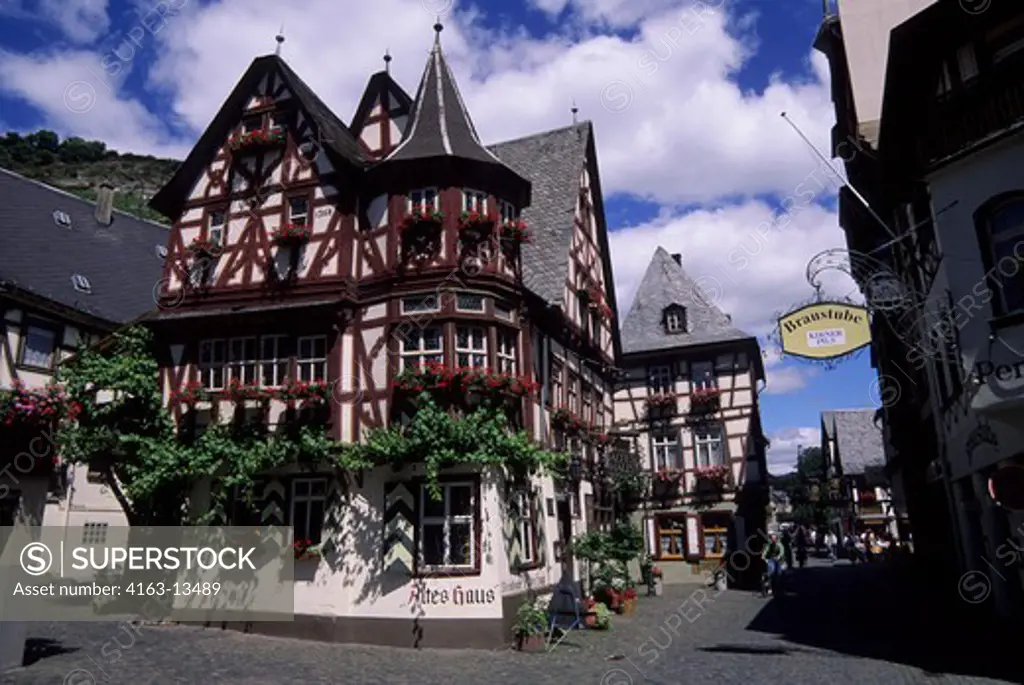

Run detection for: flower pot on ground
[[512, 599, 548, 652], [591, 602, 612, 630], [654, 576, 664, 596], [622, 587, 638, 615]]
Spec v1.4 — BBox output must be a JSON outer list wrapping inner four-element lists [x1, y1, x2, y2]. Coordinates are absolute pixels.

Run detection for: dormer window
[[53, 210, 71, 228], [664, 305, 686, 334], [288, 197, 309, 227], [463, 190, 487, 213], [409, 188, 438, 212], [208, 211, 226, 246], [71, 274, 91, 293]]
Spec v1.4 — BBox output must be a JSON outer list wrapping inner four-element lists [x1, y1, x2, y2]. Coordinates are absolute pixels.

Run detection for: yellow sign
[[778, 302, 871, 360]]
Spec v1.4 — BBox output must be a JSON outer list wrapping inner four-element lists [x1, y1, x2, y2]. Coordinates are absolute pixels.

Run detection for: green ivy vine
[[344, 393, 568, 500]]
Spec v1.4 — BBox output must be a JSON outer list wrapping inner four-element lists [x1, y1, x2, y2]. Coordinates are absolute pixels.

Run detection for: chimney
[[671, 253, 682, 266], [95, 183, 114, 226]]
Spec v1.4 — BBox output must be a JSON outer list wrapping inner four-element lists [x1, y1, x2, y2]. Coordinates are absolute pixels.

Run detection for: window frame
[[694, 424, 725, 468], [260, 335, 289, 387], [498, 199, 517, 223], [512, 488, 537, 567], [287, 196, 310, 228], [496, 328, 517, 374], [417, 480, 478, 574], [974, 193, 1024, 318], [208, 209, 226, 246], [651, 431, 682, 471], [648, 365, 673, 394], [401, 295, 441, 315], [455, 325, 488, 369], [701, 516, 728, 559], [18, 320, 60, 371], [665, 307, 685, 333], [690, 361, 718, 390], [408, 188, 439, 213], [549, 360, 564, 407], [455, 293, 486, 313], [290, 477, 327, 546], [462, 189, 488, 214], [656, 515, 686, 560], [399, 326, 443, 370], [296, 335, 327, 382], [228, 337, 258, 385], [198, 339, 227, 390]]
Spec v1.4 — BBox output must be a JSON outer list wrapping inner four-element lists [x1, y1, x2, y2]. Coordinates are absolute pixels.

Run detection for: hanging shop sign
[[778, 302, 871, 360]]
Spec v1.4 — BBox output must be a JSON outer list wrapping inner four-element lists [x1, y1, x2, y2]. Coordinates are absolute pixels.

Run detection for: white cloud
[[764, 365, 819, 394], [38, 0, 111, 44], [766, 426, 820, 475], [0, 0, 835, 205]]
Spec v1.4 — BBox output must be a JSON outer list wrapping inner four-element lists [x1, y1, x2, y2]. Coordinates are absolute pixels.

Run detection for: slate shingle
[[821, 409, 886, 476], [621, 246, 752, 354], [0, 168, 169, 325]]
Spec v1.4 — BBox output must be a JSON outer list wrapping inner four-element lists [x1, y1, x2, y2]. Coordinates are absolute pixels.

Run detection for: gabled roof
[[149, 54, 366, 220], [0, 168, 168, 325], [821, 409, 885, 476], [350, 69, 413, 138], [489, 122, 591, 304], [621, 247, 752, 354]]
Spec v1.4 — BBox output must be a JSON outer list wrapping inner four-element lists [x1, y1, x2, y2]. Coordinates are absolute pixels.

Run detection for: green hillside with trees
[[0, 130, 179, 224]]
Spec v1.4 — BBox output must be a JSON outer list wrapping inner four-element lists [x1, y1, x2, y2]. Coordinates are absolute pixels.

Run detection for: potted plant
[[622, 585, 638, 615], [593, 582, 620, 612], [187, 237, 220, 259], [592, 602, 612, 630], [501, 218, 532, 244], [512, 599, 548, 652], [652, 566, 664, 596], [272, 223, 312, 246]]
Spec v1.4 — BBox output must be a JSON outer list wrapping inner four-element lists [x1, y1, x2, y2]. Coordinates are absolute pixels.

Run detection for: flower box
[[399, 205, 444, 232], [550, 407, 588, 436], [690, 388, 721, 411], [0, 381, 80, 427], [274, 378, 331, 405], [272, 223, 312, 246], [457, 211, 495, 233], [170, 381, 210, 407], [224, 379, 269, 403], [501, 219, 531, 244], [187, 238, 220, 259], [392, 363, 539, 400], [694, 464, 730, 493], [228, 127, 286, 151]]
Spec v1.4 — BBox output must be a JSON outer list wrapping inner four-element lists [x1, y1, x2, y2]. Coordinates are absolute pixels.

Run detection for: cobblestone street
[[2, 559, 1017, 685]]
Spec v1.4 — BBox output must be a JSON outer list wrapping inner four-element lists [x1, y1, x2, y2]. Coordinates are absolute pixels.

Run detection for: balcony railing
[[922, 71, 1024, 165]]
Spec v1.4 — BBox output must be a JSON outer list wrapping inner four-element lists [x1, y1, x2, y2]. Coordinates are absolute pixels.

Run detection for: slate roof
[[386, 30, 511, 170], [489, 122, 591, 304], [821, 409, 886, 476], [621, 247, 752, 354], [0, 168, 169, 325]]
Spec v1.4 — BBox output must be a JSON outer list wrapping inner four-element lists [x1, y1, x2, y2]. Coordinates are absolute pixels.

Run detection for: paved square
[[2, 560, 1015, 684]]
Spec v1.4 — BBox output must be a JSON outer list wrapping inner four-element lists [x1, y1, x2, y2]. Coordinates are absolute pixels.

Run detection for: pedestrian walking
[[825, 531, 838, 562], [781, 528, 794, 569]]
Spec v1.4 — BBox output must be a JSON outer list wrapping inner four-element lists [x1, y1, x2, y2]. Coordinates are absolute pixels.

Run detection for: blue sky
[[0, 0, 877, 473]]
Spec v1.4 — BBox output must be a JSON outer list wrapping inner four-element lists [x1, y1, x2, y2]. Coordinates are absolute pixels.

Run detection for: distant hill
[[0, 130, 179, 224]]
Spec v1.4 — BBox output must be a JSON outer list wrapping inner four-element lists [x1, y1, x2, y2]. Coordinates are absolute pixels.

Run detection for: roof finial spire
[[275, 23, 285, 56], [384, 48, 392, 74], [571, 99, 578, 124], [433, 17, 443, 45]]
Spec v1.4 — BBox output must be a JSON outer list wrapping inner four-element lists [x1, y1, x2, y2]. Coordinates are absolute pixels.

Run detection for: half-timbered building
[[0, 169, 167, 542], [145, 25, 620, 648], [612, 248, 768, 586]]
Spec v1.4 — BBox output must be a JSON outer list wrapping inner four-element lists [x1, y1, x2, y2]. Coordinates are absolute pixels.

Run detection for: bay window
[[497, 329, 517, 373], [455, 326, 487, 368], [419, 482, 475, 572], [297, 335, 327, 381], [409, 188, 438, 212], [228, 337, 258, 384], [463, 189, 487, 213], [499, 199, 516, 223], [399, 326, 443, 370]]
